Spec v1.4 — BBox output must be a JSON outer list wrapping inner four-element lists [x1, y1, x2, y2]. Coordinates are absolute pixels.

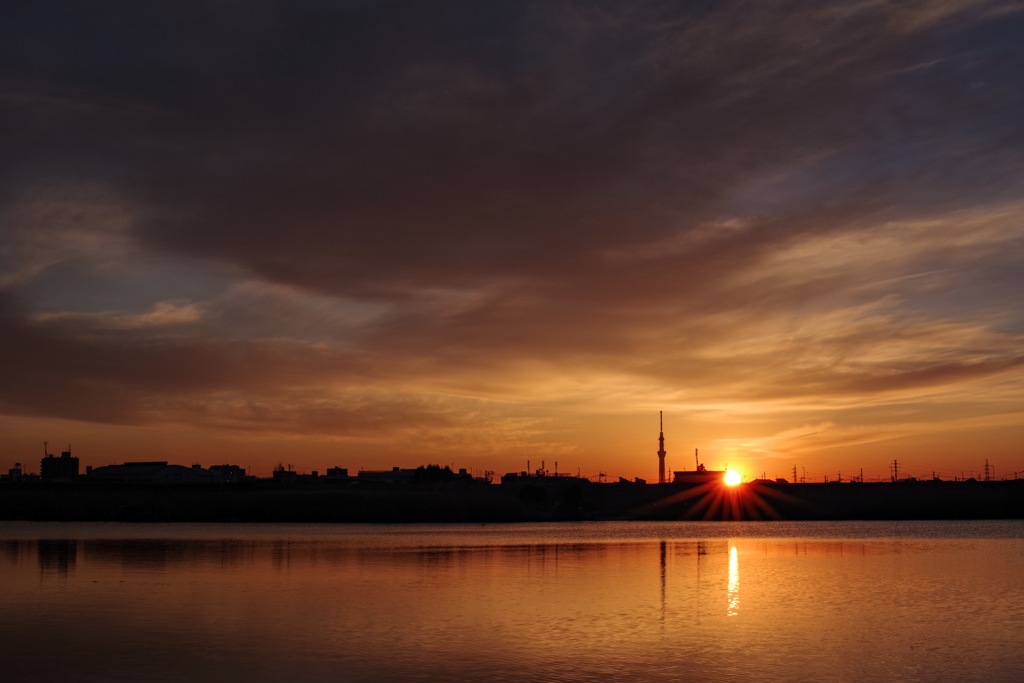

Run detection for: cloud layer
[[2, 1, 1023, 478]]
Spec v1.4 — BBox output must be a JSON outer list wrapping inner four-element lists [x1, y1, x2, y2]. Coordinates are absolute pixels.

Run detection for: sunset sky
[[2, 1, 1022, 482]]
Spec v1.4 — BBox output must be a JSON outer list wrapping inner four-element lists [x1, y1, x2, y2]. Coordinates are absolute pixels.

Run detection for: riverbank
[[1, 479, 1022, 522]]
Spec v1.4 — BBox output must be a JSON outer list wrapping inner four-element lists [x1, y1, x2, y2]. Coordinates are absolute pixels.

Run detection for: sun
[[724, 469, 742, 486]]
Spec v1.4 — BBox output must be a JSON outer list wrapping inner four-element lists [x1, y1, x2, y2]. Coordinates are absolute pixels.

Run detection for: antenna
[[695, 448, 699, 470]]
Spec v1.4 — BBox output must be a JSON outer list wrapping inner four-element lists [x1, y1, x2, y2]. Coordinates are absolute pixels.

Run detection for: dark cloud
[[7, 1, 1021, 292]]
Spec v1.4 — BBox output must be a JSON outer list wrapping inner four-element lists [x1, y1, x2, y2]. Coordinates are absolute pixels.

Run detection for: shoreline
[[2, 479, 1022, 523]]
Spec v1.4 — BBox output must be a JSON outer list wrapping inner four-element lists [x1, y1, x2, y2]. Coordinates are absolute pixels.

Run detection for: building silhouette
[[88, 461, 239, 484], [41, 447, 79, 482], [672, 449, 725, 483]]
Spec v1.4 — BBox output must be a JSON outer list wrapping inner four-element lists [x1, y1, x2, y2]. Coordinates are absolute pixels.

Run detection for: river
[[2, 520, 1022, 682]]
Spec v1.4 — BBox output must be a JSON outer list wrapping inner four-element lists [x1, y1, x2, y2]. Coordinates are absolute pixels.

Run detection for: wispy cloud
[[32, 300, 204, 330]]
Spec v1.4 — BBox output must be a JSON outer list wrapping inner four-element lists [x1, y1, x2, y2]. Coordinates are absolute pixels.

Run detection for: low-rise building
[[209, 464, 248, 482], [88, 461, 237, 484], [357, 466, 417, 484]]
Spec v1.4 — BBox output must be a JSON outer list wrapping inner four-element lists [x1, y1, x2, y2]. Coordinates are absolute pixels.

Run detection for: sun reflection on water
[[727, 545, 739, 617]]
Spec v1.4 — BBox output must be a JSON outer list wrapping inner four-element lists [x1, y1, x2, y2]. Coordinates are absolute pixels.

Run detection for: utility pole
[[892, 459, 898, 482], [792, 465, 798, 483]]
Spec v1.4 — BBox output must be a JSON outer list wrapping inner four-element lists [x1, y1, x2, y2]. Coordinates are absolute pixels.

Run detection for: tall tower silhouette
[[657, 411, 667, 484]]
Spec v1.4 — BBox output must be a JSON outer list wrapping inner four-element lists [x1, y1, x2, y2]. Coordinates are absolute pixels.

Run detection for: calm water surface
[[2, 520, 1022, 682]]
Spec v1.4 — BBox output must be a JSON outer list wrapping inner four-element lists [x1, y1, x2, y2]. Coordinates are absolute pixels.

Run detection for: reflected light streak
[[727, 545, 739, 617]]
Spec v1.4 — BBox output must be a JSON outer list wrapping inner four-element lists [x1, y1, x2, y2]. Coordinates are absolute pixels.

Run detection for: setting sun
[[724, 470, 742, 486]]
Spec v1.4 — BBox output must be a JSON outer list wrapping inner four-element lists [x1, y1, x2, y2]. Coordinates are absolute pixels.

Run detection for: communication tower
[[657, 411, 667, 484]]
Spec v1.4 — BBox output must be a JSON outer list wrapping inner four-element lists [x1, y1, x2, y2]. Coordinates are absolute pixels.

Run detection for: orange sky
[[2, 1, 1023, 481]]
